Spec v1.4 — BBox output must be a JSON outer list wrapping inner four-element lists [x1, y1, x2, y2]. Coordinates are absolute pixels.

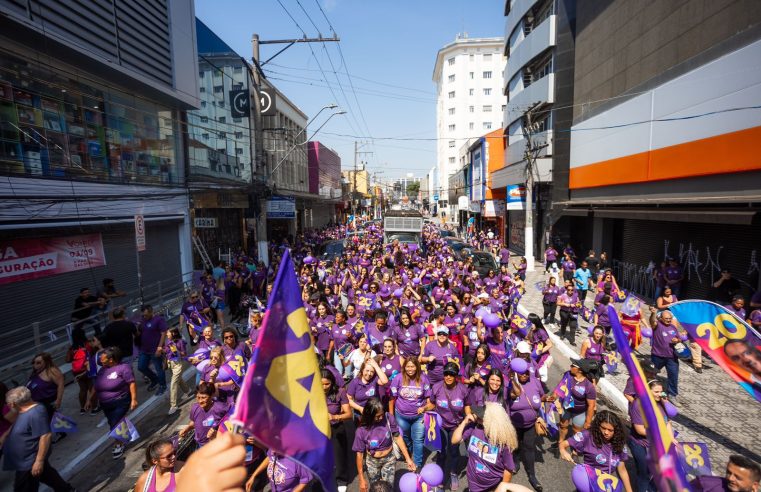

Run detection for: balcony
[[506, 130, 553, 166], [505, 14, 556, 82], [506, 73, 554, 125], [504, 0, 541, 51]]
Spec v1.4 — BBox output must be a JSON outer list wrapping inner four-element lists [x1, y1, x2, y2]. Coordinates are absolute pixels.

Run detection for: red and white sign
[[0, 234, 107, 285], [135, 215, 146, 252]]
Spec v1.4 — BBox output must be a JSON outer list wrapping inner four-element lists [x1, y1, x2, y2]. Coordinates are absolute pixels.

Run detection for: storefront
[[190, 190, 248, 267]]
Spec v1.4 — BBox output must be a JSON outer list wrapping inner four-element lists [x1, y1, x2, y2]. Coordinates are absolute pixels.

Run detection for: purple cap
[[393, 288, 404, 298]]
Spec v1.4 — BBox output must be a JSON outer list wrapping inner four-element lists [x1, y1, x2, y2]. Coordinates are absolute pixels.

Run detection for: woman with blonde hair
[[452, 403, 519, 492]]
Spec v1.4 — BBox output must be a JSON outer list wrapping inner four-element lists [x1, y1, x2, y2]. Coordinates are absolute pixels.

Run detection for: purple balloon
[[214, 364, 233, 383], [483, 313, 502, 329], [641, 326, 653, 338], [510, 357, 529, 374], [475, 307, 489, 319], [663, 400, 679, 418], [420, 463, 444, 487], [413, 278, 421, 285], [303, 255, 315, 265], [571, 464, 591, 492], [362, 284, 369, 290], [399, 472, 419, 492], [393, 288, 404, 298], [408, 243, 418, 251], [679, 332, 689, 342], [195, 359, 210, 373]]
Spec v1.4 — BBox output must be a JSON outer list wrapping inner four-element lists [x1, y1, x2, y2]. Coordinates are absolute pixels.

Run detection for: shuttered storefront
[[614, 219, 758, 300]]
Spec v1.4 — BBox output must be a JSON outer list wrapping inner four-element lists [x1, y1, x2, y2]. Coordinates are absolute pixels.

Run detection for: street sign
[[229, 89, 250, 118], [266, 195, 295, 218], [433, 194, 439, 201], [258, 88, 276, 115], [194, 217, 218, 228], [134, 215, 146, 251]]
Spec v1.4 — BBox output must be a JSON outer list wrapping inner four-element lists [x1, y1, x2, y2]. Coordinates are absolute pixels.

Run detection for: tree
[[406, 181, 420, 197]]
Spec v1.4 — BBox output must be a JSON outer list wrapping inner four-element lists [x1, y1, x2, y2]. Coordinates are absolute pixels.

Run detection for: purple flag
[[679, 442, 713, 478], [109, 417, 140, 443], [539, 403, 558, 437], [604, 352, 619, 374], [582, 463, 624, 492], [232, 249, 335, 490], [614, 289, 628, 302], [534, 281, 546, 292], [509, 311, 532, 337], [620, 292, 642, 317], [50, 411, 77, 433], [423, 412, 443, 451], [581, 306, 594, 323]]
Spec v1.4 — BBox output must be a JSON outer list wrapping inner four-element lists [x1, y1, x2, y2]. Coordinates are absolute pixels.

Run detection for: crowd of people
[[1, 219, 760, 492]]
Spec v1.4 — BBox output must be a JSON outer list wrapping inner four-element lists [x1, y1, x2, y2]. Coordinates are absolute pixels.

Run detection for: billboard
[[267, 196, 296, 219]]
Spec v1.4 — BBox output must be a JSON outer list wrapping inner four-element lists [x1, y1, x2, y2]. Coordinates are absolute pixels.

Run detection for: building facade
[[307, 141, 342, 227], [497, 0, 576, 256], [563, 0, 761, 299], [433, 35, 506, 217], [0, 0, 198, 338]]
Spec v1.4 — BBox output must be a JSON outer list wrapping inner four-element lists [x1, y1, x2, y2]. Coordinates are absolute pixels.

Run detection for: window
[[469, 88, 474, 96], [502, 105, 507, 112], [202, 133, 209, 139], [483, 122, 492, 129], [449, 157, 456, 163], [469, 54, 474, 61], [469, 105, 474, 113], [483, 71, 492, 79], [233, 66, 243, 73], [448, 108, 455, 115], [201, 101, 207, 107], [200, 116, 208, 123], [448, 124, 455, 131], [236, 148, 244, 154], [233, 117, 242, 123], [235, 131, 243, 138], [483, 53, 493, 61], [483, 88, 492, 96], [448, 91, 455, 99], [448, 57, 455, 66], [199, 87, 206, 93], [469, 122, 475, 130], [219, 131, 226, 138], [199, 71, 204, 78], [483, 105, 492, 112], [219, 116, 226, 123], [469, 72, 474, 79], [448, 140, 455, 148], [213, 85, 223, 93], [448, 74, 455, 83]]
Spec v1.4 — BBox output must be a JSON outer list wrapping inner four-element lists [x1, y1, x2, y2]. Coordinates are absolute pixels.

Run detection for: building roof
[[196, 18, 240, 57], [432, 35, 505, 81]]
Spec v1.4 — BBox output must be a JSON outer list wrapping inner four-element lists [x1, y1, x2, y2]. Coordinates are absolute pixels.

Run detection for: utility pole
[[352, 141, 373, 217], [521, 102, 548, 272]]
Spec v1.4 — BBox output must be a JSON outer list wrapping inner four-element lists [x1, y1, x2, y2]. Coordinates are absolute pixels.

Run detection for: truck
[[383, 209, 424, 249]]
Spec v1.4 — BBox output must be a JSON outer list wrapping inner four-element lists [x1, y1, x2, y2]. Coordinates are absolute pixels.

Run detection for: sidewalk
[[0, 361, 195, 492], [517, 261, 761, 475]]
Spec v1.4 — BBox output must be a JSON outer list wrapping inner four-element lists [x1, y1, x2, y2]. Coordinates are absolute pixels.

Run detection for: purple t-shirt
[[266, 450, 312, 490], [93, 363, 135, 403], [545, 248, 558, 261], [462, 425, 515, 492], [390, 373, 431, 417], [347, 376, 380, 408], [432, 381, 469, 430], [201, 364, 236, 403], [508, 377, 544, 429], [394, 323, 425, 357], [568, 377, 597, 415], [568, 430, 628, 472], [138, 315, 167, 353], [329, 322, 354, 349], [326, 387, 349, 424], [198, 338, 221, 351], [378, 355, 402, 381], [723, 305, 746, 320], [689, 476, 730, 492], [595, 304, 612, 327], [486, 336, 510, 373], [311, 315, 334, 352], [651, 321, 679, 358], [164, 339, 187, 362], [466, 385, 510, 409], [352, 413, 399, 453], [365, 322, 395, 351], [423, 340, 460, 384], [543, 285, 562, 303], [751, 309, 761, 327], [628, 398, 668, 448], [585, 340, 605, 361], [562, 260, 576, 272], [190, 401, 229, 446]]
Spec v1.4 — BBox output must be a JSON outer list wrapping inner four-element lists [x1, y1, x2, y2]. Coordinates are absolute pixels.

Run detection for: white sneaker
[[337, 487, 347, 492], [167, 406, 179, 416], [112, 443, 124, 459]]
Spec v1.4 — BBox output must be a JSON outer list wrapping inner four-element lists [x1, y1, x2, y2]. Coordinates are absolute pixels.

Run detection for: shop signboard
[[267, 196, 296, 219]]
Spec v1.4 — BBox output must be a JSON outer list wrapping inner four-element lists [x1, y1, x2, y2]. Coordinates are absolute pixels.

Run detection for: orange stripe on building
[[569, 125, 761, 189]]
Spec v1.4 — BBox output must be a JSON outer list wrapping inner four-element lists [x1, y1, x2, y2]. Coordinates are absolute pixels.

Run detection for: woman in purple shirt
[[26, 352, 65, 422], [557, 359, 597, 445], [346, 358, 388, 415], [432, 362, 470, 489], [465, 345, 493, 390], [629, 380, 672, 492], [421, 327, 460, 385], [311, 302, 334, 357], [353, 398, 415, 491], [452, 404, 518, 492], [247, 449, 312, 492], [560, 410, 633, 492], [467, 369, 515, 411], [221, 328, 250, 362], [394, 310, 426, 359], [561, 254, 576, 283], [86, 346, 137, 459], [581, 326, 608, 384], [541, 277, 562, 324], [389, 358, 433, 468], [321, 369, 353, 490], [594, 295, 614, 336]]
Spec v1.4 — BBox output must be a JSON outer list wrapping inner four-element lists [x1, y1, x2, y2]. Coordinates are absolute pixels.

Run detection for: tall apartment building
[[563, 0, 761, 300], [433, 35, 506, 217], [498, 0, 576, 255]]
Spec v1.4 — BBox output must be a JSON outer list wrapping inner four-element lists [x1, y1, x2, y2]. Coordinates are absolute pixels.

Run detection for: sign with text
[[194, 217, 218, 229], [230, 89, 251, 118], [506, 184, 526, 210], [134, 215, 146, 251], [266, 196, 296, 219], [484, 199, 506, 218], [0, 234, 107, 285]]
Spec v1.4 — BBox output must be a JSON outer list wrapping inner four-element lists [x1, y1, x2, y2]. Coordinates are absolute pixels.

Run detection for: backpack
[[71, 347, 88, 374]]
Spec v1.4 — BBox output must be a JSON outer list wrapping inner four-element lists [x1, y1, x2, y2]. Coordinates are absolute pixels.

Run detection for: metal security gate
[[613, 218, 758, 300]]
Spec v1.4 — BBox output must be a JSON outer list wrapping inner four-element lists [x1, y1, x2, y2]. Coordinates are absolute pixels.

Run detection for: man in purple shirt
[[650, 310, 681, 403], [690, 454, 760, 492], [665, 258, 684, 297], [136, 304, 167, 395], [724, 295, 747, 321]]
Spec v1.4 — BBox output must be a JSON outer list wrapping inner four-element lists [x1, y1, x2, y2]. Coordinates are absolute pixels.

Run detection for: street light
[[269, 109, 346, 177]]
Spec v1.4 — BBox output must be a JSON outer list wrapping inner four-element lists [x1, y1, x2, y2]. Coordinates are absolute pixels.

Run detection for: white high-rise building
[[433, 34, 505, 217]]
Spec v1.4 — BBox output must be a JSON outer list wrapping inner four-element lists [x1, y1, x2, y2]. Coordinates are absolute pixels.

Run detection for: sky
[[194, 0, 505, 181]]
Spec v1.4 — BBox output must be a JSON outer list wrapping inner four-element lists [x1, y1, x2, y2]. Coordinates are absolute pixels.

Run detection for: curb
[[59, 366, 196, 480], [515, 304, 629, 413]]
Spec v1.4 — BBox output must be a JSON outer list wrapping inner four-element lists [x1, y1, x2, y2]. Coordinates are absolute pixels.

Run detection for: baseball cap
[[516, 341, 532, 354], [477, 292, 489, 299], [471, 405, 486, 421], [443, 362, 459, 377], [435, 326, 450, 335]]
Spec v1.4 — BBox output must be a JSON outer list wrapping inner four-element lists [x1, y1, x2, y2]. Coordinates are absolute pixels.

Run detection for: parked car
[[466, 251, 499, 277], [317, 240, 345, 261]]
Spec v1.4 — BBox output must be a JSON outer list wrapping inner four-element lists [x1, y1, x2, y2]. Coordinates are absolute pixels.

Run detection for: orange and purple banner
[[0, 234, 106, 285], [607, 306, 692, 491], [668, 300, 761, 404], [232, 249, 335, 490]]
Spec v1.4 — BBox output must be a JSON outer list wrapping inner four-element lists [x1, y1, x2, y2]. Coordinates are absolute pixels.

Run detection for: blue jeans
[[436, 427, 461, 476], [629, 437, 655, 492], [395, 411, 424, 467], [651, 355, 679, 397], [138, 352, 166, 388]]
